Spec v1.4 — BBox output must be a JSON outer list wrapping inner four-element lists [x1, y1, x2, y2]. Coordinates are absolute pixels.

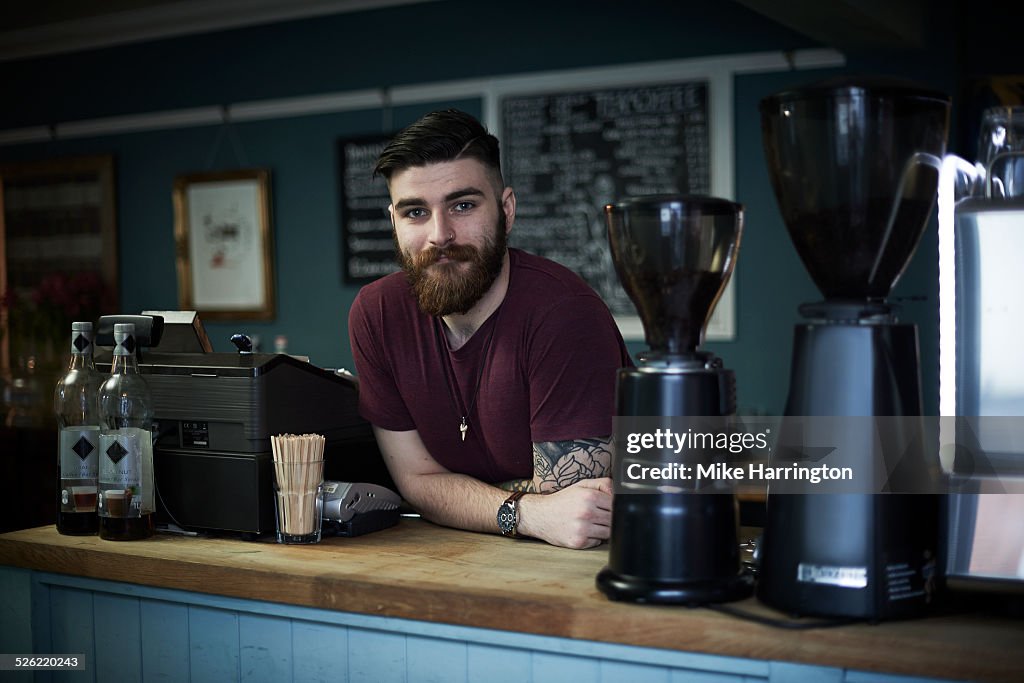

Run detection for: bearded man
[[348, 109, 632, 549]]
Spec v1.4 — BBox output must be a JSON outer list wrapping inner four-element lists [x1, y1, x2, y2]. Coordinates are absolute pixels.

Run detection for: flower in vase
[[1, 271, 115, 367]]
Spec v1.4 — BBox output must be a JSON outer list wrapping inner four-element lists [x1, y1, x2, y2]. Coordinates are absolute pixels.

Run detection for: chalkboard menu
[[338, 134, 399, 284], [501, 81, 709, 317]]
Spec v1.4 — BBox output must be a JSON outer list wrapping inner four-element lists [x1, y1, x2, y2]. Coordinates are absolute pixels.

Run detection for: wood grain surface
[[1, 520, 1021, 682]]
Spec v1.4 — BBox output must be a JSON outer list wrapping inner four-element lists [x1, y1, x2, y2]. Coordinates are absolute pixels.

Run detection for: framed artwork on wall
[[172, 169, 275, 320]]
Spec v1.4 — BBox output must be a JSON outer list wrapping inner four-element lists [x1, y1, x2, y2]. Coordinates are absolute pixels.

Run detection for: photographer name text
[[625, 461, 854, 484]]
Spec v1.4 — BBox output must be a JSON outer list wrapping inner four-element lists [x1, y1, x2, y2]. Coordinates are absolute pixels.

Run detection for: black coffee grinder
[[757, 79, 950, 619], [596, 195, 752, 604]]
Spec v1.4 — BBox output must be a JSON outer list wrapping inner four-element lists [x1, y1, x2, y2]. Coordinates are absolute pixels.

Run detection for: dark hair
[[373, 109, 502, 185]]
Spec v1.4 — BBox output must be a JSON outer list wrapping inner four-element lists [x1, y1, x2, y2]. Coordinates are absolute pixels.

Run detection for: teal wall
[[0, 0, 960, 415]]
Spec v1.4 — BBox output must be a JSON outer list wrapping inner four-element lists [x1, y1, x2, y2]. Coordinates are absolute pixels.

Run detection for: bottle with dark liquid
[[97, 323, 154, 540], [53, 322, 103, 535]]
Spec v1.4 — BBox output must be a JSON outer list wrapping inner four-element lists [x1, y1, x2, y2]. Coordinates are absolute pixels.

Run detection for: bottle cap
[[113, 323, 137, 356], [71, 321, 93, 354]]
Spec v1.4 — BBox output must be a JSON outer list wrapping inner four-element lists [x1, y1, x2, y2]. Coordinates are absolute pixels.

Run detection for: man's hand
[[517, 477, 613, 549]]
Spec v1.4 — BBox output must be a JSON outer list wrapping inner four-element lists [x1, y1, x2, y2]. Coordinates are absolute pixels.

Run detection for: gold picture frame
[[173, 169, 275, 320]]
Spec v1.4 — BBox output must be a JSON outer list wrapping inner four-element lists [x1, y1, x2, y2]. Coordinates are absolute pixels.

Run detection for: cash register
[[95, 311, 391, 538]]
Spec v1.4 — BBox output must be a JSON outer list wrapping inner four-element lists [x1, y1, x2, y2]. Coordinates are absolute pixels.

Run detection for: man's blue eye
[[453, 202, 474, 212], [405, 208, 426, 219]]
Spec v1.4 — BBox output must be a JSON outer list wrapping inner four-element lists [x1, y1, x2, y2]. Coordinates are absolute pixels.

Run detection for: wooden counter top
[[1, 520, 1021, 682]]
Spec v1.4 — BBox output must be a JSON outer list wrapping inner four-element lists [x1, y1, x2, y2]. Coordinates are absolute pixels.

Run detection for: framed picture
[[173, 169, 275, 320]]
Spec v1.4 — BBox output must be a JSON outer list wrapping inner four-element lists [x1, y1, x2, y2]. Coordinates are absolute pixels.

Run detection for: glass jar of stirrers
[[271, 434, 325, 544]]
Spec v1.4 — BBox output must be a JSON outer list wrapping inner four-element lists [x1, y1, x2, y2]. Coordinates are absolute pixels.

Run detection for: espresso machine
[[596, 195, 752, 604], [757, 78, 950, 619], [940, 107, 1024, 594]]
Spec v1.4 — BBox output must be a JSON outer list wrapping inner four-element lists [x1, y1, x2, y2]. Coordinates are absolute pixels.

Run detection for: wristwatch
[[497, 491, 526, 537]]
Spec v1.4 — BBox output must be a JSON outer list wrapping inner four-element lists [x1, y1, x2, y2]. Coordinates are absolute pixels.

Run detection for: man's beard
[[397, 212, 508, 317]]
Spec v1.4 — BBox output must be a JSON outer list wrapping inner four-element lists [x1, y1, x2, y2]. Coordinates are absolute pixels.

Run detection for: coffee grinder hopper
[[760, 77, 949, 307], [605, 195, 741, 358]]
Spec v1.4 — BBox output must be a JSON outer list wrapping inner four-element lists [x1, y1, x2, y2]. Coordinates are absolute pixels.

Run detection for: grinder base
[[597, 567, 752, 605]]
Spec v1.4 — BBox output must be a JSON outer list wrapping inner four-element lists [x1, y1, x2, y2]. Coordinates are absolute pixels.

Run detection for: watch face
[[497, 502, 516, 535]]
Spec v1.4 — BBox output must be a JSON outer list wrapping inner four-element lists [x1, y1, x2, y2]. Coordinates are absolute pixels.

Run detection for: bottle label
[[59, 427, 100, 513], [98, 428, 154, 518]]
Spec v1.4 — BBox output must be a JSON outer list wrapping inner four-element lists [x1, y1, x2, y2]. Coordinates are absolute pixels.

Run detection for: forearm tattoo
[[498, 478, 534, 493], [496, 437, 613, 493], [531, 437, 612, 492]]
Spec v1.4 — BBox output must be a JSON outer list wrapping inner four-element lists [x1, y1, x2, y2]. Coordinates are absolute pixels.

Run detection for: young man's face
[[388, 158, 515, 317]]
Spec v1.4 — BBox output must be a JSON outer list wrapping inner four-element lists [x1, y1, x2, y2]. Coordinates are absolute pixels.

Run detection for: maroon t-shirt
[[348, 248, 632, 483]]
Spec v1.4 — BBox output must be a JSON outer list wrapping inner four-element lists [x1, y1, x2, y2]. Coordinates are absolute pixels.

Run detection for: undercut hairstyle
[[373, 109, 503, 187]]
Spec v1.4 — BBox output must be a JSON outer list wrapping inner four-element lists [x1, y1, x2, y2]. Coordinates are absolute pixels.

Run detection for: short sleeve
[[526, 295, 628, 442], [348, 289, 416, 431]]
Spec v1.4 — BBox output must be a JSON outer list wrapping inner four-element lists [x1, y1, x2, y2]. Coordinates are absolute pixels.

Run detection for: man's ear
[[502, 188, 516, 232], [388, 204, 396, 228]]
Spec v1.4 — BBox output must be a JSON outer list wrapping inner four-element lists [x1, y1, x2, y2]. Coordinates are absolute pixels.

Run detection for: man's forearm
[[532, 438, 612, 491], [403, 470, 612, 549], [403, 471, 512, 534], [371, 426, 613, 547], [497, 437, 613, 494]]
